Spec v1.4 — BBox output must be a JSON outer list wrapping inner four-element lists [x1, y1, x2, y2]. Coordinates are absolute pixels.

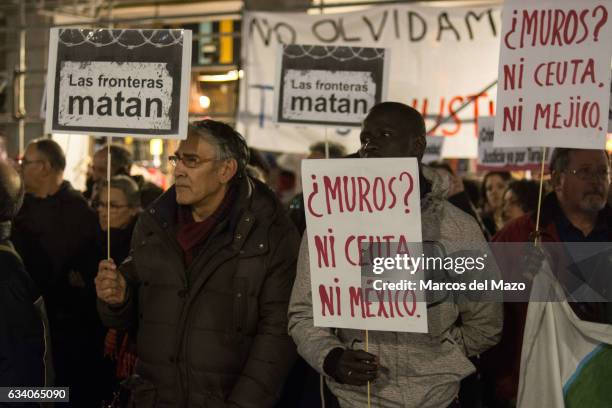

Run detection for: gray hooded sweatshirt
[[288, 166, 503, 408]]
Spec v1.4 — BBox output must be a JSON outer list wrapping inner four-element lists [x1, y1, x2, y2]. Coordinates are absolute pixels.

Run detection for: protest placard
[[274, 45, 388, 127], [45, 28, 192, 139], [302, 158, 428, 332], [494, 0, 612, 149], [478, 117, 549, 171]]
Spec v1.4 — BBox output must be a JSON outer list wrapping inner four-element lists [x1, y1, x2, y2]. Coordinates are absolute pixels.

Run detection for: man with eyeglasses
[[11, 138, 105, 407], [483, 148, 612, 406], [95, 120, 299, 407]]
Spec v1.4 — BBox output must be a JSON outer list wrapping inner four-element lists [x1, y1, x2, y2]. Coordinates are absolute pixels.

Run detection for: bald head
[[0, 160, 24, 222]]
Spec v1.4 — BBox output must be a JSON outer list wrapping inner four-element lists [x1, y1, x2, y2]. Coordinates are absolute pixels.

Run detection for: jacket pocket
[[124, 375, 157, 408]]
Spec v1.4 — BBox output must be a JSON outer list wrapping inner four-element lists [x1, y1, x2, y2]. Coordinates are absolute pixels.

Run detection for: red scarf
[[176, 186, 237, 266]]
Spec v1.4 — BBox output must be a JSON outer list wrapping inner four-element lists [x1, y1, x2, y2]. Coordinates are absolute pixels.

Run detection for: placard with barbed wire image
[[45, 28, 191, 139], [274, 44, 389, 127]]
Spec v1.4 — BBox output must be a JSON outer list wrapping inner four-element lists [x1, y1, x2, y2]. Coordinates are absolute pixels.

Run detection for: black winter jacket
[[98, 177, 299, 408]]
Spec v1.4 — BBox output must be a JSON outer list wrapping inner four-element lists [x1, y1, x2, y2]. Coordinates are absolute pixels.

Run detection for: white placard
[[478, 117, 549, 171], [494, 0, 612, 149], [274, 45, 388, 127], [45, 28, 192, 139], [302, 158, 428, 332]]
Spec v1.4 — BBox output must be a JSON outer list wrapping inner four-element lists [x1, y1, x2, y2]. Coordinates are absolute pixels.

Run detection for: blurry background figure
[[307, 141, 347, 160], [275, 153, 303, 204], [96, 175, 141, 405], [287, 141, 346, 235], [480, 171, 512, 237], [0, 159, 52, 389], [85, 143, 163, 208], [501, 179, 541, 226], [96, 175, 141, 262], [463, 178, 481, 209], [12, 138, 104, 407], [248, 147, 271, 183], [429, 162, 490, 240]]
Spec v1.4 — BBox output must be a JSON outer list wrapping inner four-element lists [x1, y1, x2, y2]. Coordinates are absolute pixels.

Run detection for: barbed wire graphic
[[58, 29, 184, 49], [283, 45, 385, 62]]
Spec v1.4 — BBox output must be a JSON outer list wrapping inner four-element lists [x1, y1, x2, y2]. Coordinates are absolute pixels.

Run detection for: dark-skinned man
[[289, 102, 503, 407], [96, 120, 299, 407]]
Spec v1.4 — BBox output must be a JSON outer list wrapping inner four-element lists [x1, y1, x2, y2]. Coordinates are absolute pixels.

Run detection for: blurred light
[[198, 70, 243, 82], [607, 133, 612, 152], [124, 137, 133, 145], [199, 95, 211, 109], [149, 139, 163, 156]]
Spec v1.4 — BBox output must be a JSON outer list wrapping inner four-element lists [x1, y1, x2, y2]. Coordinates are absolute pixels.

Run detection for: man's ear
[[218, 159, 238, 183]]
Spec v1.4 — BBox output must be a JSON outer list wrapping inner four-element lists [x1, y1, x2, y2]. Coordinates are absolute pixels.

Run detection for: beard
[[579, 191, 607, 213]]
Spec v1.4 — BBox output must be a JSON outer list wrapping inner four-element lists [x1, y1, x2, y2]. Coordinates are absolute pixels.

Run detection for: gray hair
[[102, 175, 140, 208], [550, 148, 610, 173], [188, 120, 249, 177]]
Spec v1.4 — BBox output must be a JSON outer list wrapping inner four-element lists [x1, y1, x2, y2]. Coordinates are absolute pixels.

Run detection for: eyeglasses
[[566, 167, 611, 181], [168, 153, 217, 169], [96, 201, 130, 211], [18, 158, 43, 167]]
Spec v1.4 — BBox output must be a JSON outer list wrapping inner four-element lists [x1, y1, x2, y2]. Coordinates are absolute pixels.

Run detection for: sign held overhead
[[274, 45, 388, 127], [494, 0, 612, 149], [45, 28, 192, 139]]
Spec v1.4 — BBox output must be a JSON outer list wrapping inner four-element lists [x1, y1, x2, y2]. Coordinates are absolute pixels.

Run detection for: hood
[[421, 165, 449, 215]]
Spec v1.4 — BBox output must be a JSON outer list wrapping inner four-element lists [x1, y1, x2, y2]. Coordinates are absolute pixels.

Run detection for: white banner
[[302, 158, 428, 332], [478, 117, 549, 171], [240, 4, 503, 157], [46, 28, 192, 139], [494, 0, 612, 149]]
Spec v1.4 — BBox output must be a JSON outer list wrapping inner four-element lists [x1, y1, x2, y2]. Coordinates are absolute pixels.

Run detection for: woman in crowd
[[95, 175, 141, 405], [480, 171, 512, 237], [501, 179, 541, 226]]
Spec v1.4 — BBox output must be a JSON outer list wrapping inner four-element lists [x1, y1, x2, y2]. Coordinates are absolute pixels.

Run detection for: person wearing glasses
[[95, 120, 300, 407], [483, 148, 611, 407], [95, 175, 141, 403], [11, 138, 105, 407]]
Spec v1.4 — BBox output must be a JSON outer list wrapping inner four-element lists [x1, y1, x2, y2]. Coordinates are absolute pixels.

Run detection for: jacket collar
[[147, 175, 255, 231]]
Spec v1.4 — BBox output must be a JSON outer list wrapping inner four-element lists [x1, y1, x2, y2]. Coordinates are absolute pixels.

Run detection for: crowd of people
[[0, 101, 610, 408]]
